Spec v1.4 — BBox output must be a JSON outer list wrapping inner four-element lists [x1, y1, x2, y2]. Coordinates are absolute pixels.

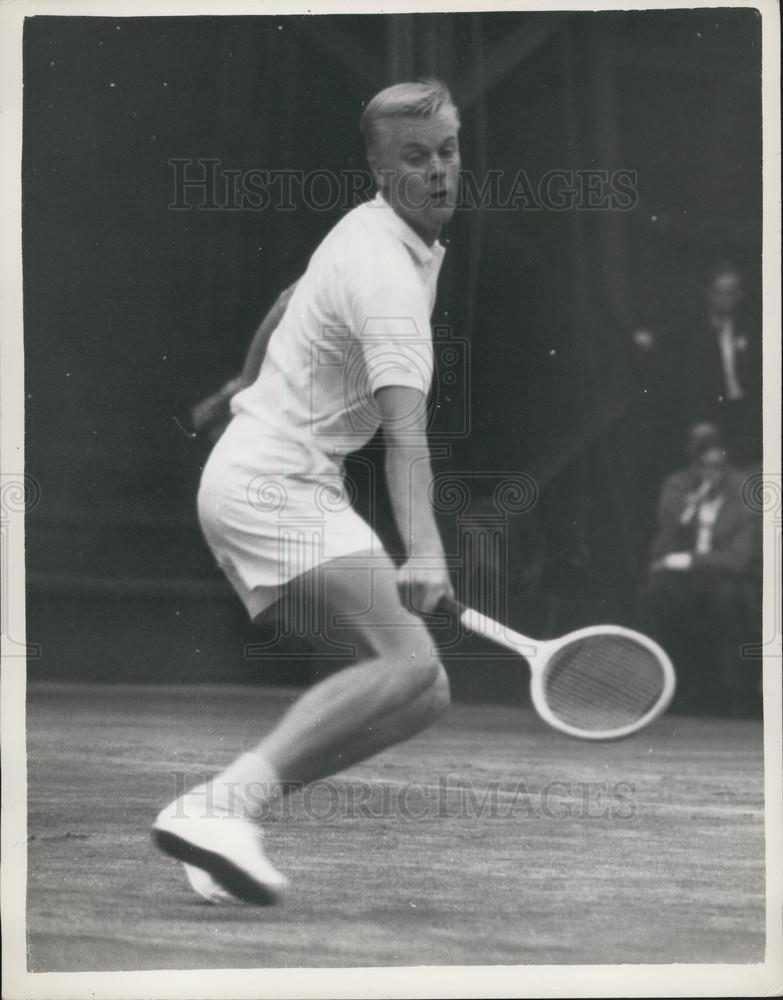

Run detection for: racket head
[[529, 625, 676, 740]]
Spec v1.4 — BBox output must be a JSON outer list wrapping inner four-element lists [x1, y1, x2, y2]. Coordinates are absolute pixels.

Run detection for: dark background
[[23, 11, 762, 688]]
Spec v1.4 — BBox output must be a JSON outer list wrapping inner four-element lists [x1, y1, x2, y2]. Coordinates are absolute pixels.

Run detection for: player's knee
[[397, 647, 444, 704], [396, 655, 450, 724], [428, 663, 451, 719]]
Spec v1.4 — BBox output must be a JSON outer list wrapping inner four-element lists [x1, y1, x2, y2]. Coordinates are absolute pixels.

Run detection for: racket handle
[[436, 597, 537, 656], [436, 594, 468, 619]]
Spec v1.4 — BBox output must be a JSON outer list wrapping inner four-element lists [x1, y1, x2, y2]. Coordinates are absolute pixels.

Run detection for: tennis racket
[[442, 598, 675, 740]]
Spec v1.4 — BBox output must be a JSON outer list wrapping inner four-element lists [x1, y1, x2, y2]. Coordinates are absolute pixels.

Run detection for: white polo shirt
[[230, 193, 445, 475], [197, 194, 447, 611]]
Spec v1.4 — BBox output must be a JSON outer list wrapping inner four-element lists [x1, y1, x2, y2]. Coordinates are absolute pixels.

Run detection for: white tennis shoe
[[152, 797, 287, 906], [182, 863, 244, 904]]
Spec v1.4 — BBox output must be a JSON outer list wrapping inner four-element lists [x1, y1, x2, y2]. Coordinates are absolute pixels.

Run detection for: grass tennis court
[[26, 682, 765, 971]]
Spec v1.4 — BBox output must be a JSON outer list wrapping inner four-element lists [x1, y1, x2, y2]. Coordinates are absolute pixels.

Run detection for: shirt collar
[[371, 192, 445, 265]]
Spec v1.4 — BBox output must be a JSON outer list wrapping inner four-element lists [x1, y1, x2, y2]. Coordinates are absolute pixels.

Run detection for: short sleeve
[[346, 244, 434, 397]]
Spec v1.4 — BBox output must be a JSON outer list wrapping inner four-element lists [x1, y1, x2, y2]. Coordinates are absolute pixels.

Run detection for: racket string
[[542, 635, 665, 733]]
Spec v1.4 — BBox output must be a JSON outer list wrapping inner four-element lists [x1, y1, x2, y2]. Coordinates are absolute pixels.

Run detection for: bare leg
[[153, 551, 449, 903], [240, 551, 449, 788], [258, 657, 451, 785]]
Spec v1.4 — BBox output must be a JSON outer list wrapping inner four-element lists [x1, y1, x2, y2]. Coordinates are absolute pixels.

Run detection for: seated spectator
[[636, 424, 762, 716]]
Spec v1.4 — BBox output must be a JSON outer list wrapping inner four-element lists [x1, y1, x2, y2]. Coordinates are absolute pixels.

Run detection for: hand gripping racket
[[441, 598, 676, 740]]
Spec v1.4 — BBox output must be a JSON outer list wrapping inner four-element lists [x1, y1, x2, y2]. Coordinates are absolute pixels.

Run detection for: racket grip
[[436, 594, 467, 619], [435, 599, 533, 655]]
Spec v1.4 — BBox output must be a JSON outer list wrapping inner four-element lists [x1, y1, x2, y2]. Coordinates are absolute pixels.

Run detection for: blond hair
[[359, 79, 460, 152]]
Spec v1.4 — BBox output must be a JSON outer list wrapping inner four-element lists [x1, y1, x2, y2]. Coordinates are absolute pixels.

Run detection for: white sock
[[208, 750, 281, 822]]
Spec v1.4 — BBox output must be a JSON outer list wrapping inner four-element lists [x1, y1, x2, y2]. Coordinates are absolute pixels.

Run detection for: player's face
[[370, 109, 461, 245]]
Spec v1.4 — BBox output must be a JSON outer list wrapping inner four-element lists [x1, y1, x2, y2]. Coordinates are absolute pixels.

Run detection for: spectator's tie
[[717, 319, 744, 401]]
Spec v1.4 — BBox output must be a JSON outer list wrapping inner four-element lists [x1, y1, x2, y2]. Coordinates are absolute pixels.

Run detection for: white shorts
[[197, 417, 382, 619]]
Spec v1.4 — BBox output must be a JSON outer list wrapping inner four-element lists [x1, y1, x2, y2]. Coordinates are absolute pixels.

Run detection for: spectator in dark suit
[[675, 262, 762, 467], [636, 424, 762, 716]]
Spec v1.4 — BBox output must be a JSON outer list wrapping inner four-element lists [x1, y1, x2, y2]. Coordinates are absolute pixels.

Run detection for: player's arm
[[375, 385, 454, 614], [238, 281, 298, 386], [191, 281, 298, 440]]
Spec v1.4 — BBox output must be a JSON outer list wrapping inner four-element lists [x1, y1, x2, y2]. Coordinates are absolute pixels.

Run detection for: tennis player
[[153, 80, 461, 903]]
